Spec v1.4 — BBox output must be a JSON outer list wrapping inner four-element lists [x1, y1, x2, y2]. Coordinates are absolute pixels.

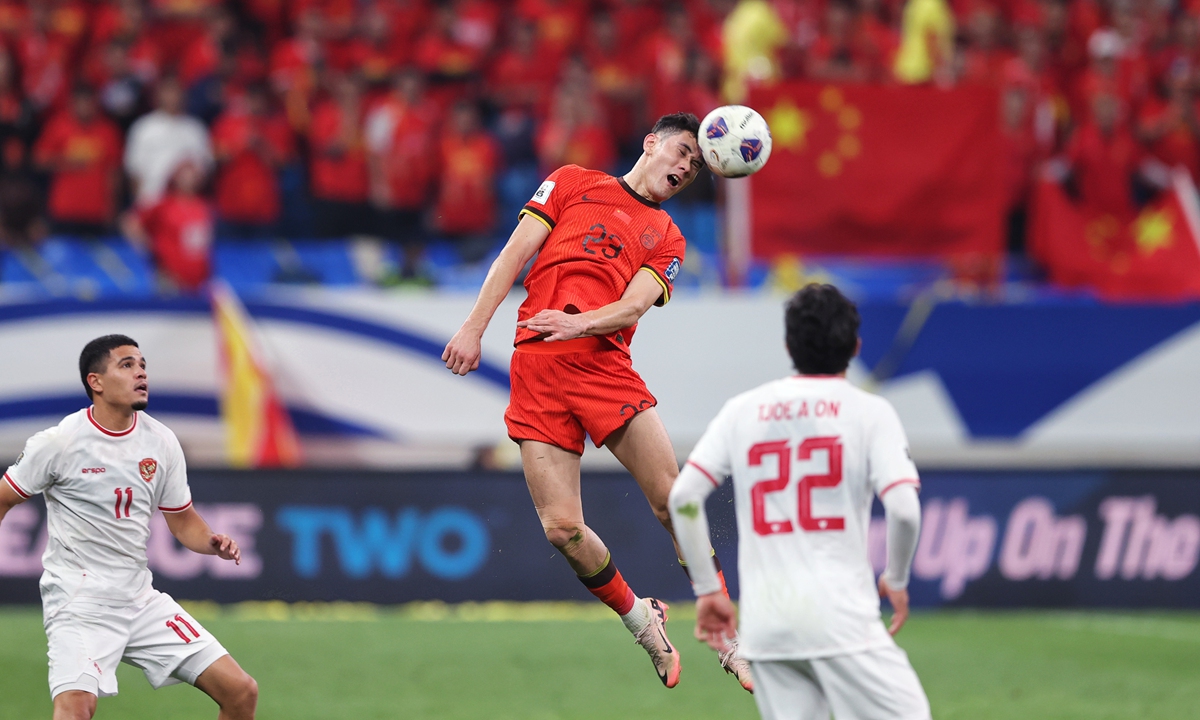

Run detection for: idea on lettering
[[758, 400, 840, 422]]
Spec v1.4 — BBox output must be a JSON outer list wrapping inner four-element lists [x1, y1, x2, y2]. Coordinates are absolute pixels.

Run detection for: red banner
[[1028, 172, 1200, 301], [748, 83, 1006, 258]]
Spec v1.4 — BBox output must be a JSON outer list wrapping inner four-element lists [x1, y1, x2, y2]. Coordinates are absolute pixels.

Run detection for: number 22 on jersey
[[749, 437, 844, 536]]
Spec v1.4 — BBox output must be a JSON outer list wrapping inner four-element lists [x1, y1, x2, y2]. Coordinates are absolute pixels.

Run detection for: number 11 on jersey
[[113, 487, 133, 519], [749, 437, 844, 536]]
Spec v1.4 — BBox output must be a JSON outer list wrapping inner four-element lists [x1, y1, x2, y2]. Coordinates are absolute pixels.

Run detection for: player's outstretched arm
[[518, 269, 663, 342], [669, 463, 738, 651], [0, 481, 27, 527], [164, 505, 242, 565], [879, 484, 921, 635], [443, 215, 550, 375]]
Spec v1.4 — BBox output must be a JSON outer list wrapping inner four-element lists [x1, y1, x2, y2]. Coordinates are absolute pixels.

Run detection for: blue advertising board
[[0, 470, 1197, 608]]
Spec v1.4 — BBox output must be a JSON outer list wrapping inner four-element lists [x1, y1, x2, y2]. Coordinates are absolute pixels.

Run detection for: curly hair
[[784, 284, 860, 374]]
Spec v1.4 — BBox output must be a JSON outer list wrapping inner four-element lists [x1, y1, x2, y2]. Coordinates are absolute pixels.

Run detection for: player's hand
[[878, 576, 909, 635], [694, 591, 738, 652], [210, 534, 241, 565], [516, 309, 589, 342], [442, 326, 483, 375]]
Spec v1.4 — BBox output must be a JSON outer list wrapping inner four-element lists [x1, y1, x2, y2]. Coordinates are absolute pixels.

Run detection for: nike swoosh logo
[[658, 627, 675, 654], [581, 194, 599, 202]]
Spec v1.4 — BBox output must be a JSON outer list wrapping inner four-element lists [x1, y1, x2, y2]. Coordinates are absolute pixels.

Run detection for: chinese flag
[[211, 280, 303, 468], [749, 82, 1006, 258], [1028, 170, 1200, 301]]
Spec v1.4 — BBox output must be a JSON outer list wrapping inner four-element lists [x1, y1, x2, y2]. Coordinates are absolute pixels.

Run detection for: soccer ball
[[698, 105, 773, 178]]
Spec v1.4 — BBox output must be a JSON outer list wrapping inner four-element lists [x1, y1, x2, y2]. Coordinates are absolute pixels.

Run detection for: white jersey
[[686, 376, 919, 661], [3, 408, 192, 617]]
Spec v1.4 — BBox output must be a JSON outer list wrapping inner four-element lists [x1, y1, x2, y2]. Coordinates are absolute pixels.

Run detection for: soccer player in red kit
[[442, 113, 752, 691]]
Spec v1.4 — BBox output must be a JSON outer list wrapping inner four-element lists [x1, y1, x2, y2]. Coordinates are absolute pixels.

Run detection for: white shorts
[[750, 644, 931, 720], [45, 590, 227, 700]]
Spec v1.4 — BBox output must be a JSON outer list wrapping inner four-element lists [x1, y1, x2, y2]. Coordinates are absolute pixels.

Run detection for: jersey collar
[[617, 177, 661, 209], [87, 406, 138, 437]]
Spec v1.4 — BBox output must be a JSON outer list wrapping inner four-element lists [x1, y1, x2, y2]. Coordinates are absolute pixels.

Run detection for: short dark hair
[[784, 284, 860, 374], [652, 112, 700, 139], [79, 335, 139, 399]]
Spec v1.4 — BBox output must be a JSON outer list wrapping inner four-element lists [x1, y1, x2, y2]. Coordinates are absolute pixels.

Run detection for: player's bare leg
[[52, 690, 96, 720], [520, 439, 681, 687], [603, 408, 681, 549], [194, 655, 258, 720], [606, 408, 755, 693], [521, 440, 605, 573]]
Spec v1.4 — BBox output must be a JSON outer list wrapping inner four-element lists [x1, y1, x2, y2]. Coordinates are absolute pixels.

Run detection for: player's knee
[[53, 691, 96, 720], [543, 524, 586, 552], [220, 673, 258, 718], [233, 674, 259, 714]]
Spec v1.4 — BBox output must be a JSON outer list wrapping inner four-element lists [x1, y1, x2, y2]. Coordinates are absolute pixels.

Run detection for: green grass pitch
[[1, 603, 1198, 719]]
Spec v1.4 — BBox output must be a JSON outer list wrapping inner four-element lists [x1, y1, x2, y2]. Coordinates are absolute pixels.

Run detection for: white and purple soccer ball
[[698, 105, 773, 178]]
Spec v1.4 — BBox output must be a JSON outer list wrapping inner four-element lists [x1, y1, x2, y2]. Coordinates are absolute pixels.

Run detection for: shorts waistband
[[515, 336, 611, 354]]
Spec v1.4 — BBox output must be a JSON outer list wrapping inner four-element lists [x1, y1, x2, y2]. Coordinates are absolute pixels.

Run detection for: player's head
[[79, 335, 148, 410], [784, 284, 861, 375], [636, 112, 703, 202]]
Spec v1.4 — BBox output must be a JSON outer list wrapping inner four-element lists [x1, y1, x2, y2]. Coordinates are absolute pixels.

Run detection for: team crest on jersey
[[139, 458, 158, 483], [665, 257, 681, 282], [640, 225, 663, 250]]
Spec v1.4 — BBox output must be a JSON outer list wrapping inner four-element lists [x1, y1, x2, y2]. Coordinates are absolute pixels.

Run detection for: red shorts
[[505, 336, 657, 455]]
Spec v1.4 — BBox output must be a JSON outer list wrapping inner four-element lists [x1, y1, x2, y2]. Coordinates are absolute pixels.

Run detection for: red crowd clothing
[[588, 52, 642, 144], [1137, 98, 1200, 181], [435, 130, 499, 234], [505, 337, 658, 453], [211, 109, 294, 224], [179, 30, 222, 88], [488, 44, 558, 113], [514, 164, 686, 354], [535, 121, 617, 174], [0, 1, 27, 40], [1066, 122, 1143, 218], [33, 112, 122, 224], [372, 98, 438, 210], [15, 32, 71, 111], [612, 2, 662, 47], [308, 100, 369, 202], [351, 39, 409, 86], [141, 194, 214, 291], [515, 0, 586, 64], [414, 32, 483, 78]]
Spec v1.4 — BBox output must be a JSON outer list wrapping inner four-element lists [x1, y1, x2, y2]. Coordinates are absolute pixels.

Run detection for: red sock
[[579, 555, 636, 615]]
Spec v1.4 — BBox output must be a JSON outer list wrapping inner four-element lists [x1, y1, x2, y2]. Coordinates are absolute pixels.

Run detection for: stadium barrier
[[1, 470, 1197, 609], [0, 290, 1195, 468]]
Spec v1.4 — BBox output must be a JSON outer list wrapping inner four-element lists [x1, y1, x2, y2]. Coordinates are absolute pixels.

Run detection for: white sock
[[620, 596, 651, 634]]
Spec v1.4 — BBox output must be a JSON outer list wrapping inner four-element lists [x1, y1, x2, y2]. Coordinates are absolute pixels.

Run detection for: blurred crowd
[[0, 0, 1198, 288]]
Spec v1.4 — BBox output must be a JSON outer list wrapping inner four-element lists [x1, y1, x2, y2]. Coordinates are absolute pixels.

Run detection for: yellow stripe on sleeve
[[640, 266, 671, 306], [518, 208, 554, 233]]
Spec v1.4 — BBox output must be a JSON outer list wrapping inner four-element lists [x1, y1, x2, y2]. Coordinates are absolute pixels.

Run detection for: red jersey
[[142, 194, 213, 291], [515, 165, 686, 355], [309, 100, 368, 202], [435, 131, 499, 235], [34, 113, 122, 223], [211, 110, 294, 223]]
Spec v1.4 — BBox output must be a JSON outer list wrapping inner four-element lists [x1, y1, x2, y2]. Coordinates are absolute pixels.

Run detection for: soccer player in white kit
[[0, 335, 258, 720], [668, 284, 930, 720]]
